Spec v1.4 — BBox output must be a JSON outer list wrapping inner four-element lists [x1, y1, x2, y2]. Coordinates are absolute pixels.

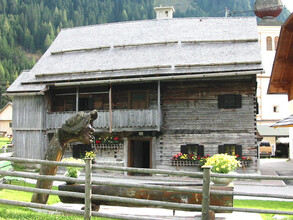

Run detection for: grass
[[234, 199, 293, 220], [0, 137, 12, 153], [0, 180, 114, 220]]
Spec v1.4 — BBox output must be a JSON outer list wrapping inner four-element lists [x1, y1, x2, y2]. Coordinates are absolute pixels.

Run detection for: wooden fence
[[0, 156, 293, 220]]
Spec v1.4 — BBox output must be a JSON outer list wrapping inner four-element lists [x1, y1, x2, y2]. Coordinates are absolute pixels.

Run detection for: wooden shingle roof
[[7, 17, 262, 94]]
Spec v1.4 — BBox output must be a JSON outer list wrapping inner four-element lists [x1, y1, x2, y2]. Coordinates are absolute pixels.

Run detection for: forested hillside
[[0, 0, 290, 107]]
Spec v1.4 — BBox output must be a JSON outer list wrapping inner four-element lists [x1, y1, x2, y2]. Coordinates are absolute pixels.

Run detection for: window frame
[[266, 36, 273, 51], [218, 144, 242, 157], [180, 144, 204, 157]]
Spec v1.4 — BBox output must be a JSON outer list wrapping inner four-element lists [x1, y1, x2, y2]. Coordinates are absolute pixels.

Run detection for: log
[[58, 184, 233, 212]]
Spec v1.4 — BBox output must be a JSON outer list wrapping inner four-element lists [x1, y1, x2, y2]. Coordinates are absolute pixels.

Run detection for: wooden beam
[[109, 84, 112, 133], [157, 81, 161, 132], [289, 80, 293, 101], [276, 57, 293, 67], [76, 87, 79, 112], [285, 24, 293, 33]]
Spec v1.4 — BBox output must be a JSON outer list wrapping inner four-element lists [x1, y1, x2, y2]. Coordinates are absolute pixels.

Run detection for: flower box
[[93, 144, 124, 149], [171, 160, 200, 167]]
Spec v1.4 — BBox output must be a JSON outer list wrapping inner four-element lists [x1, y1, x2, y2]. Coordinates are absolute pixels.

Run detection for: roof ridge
[[60, 16, 256, 32]]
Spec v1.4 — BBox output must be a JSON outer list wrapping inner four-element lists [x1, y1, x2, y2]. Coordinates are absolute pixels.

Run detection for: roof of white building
[[7, 16, 262, 94]]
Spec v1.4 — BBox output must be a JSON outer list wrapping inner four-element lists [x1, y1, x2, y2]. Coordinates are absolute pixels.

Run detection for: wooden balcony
[[46, 109, 160, 132]]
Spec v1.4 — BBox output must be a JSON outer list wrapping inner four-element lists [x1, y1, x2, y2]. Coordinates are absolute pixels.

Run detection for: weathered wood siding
[[156, 79, 257, 170], [12, 96, 47, 159]]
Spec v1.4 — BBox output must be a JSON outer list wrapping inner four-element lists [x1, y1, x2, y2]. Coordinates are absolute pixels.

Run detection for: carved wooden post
[[84, 158, 92, 220], [201, 165, 212, 220]]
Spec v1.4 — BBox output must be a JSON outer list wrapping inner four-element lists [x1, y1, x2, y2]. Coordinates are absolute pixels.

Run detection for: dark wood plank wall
[[156, 78, 257, 168]]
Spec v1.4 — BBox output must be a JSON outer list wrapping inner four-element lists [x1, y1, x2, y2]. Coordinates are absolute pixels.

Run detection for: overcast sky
[[282, 0, 293, 12]]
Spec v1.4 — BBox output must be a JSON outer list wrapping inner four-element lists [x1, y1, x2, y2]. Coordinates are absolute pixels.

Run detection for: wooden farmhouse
[[0, 102, 13, 136], [6, 8, 263, 173]]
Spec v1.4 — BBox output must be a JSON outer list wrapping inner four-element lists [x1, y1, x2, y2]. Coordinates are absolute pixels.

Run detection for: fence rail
[[0, 156, 293, 220]]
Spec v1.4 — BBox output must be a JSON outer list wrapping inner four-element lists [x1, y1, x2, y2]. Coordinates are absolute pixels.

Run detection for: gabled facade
[[6, 16, 262, 172], [0, 102, 12, 136], [257, 20, 290, 156], [268, 13, 293, 160]]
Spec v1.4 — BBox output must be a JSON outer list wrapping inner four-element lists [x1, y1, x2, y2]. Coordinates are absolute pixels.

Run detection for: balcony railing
[[46, 109, 160, 131]]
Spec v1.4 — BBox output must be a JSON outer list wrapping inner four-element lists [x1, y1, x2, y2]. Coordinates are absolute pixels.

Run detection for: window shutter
[[198, 145, 204, 157], [180, 145, 188, 154], [218, 94, 242, 109], [235, 95, 242, 108], [218, 95, 225, 108], [218, 145, 225, 154], [235, 145, 242, 157]]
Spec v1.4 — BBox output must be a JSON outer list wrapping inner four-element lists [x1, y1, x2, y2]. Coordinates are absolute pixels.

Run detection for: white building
[[257, 18, 290, 157]]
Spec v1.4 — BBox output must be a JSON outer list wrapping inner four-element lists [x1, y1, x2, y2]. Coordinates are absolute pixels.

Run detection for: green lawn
[[234, 199, 293, 220], [0, 137, 11, 153], [0, 180, 114, 220]]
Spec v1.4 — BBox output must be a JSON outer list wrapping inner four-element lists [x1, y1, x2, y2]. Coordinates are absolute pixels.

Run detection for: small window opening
[[274, 36, 279, 51], [273, 105, 279, 113], [266, 36, 272, 51]]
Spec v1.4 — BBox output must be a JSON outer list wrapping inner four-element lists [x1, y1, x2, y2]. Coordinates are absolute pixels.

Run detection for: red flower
[[114, 137, 119, 141], [178, 153, 183, 156], [207, 154, 210, 157], [96, 140, 101, 144], [236, 155, 239, 157]]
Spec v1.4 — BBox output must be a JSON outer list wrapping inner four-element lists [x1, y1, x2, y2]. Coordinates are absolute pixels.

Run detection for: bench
[[0, 160, 23, 184]]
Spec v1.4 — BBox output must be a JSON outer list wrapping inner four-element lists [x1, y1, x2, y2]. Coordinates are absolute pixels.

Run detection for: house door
[[128, 139, 151, 175]]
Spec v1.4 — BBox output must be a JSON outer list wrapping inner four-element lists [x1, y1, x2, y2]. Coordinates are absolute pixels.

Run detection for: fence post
[[201, 165, 212, 220], [84, 158, 92, 220]]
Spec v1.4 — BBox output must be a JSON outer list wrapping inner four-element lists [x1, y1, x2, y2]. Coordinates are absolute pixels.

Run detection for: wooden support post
[[76, 87, 79, 112], [109, 84, 112, 133], [157, 81, 161, 132], [84, 158, 92, 220], [201, 165, 212, 220]]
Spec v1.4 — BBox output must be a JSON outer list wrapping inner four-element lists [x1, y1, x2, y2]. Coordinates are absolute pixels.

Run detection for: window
[[273, 105, 279, 113], [274, 36, 279, 50], [218, 144, 242, 157], [218, 94, 242, 109], [266, 36, 272, 51], [181, 144, 204, 157], [9, 123, 12, 128]]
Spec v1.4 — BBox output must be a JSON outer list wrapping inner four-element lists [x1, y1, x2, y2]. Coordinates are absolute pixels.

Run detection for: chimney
[[154, 6, 175, 20]]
